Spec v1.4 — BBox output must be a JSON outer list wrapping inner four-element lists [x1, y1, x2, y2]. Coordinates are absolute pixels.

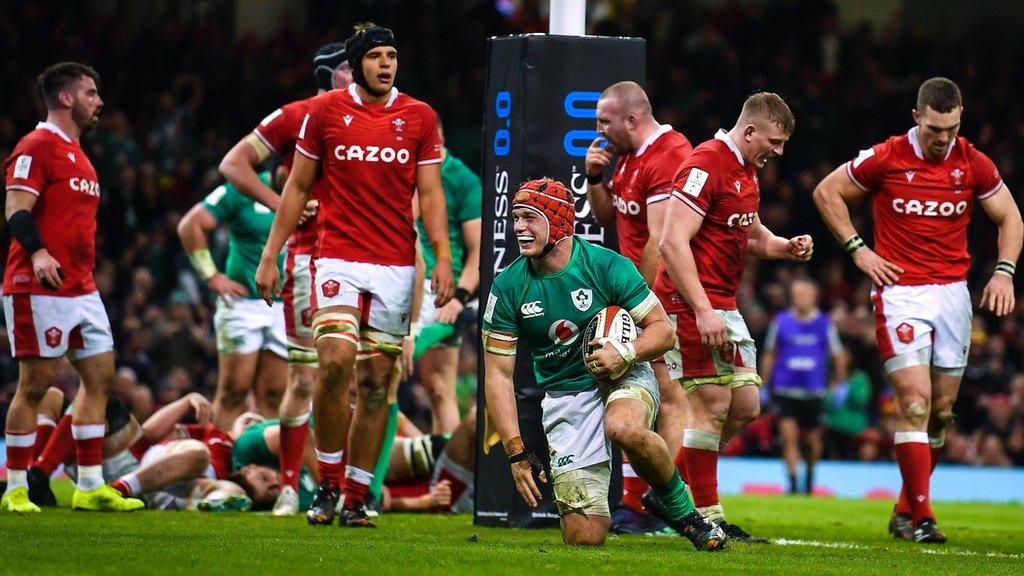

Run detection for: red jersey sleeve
[[416, 106, 443, 165], [645, 143, 692, 204], [4, 138, 50, 197], [968, 146, 1003, 200], [253, 107, 294, 155], [669, 151, 717, 217], [845, 141, 891, 192], [295, 98, 325, 161]]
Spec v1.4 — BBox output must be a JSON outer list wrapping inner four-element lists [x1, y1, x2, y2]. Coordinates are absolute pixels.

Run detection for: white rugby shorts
[[310, 258, 415, 337], [2, 292, 113, 359], [871, 281, 971, 372], [213, 298, 287, 358]]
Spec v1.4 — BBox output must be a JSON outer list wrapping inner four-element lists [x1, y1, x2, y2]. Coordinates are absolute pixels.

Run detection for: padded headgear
[[513, 178, 575, 255], [344, 25, 397, 91], [313, 42, 348, 91]]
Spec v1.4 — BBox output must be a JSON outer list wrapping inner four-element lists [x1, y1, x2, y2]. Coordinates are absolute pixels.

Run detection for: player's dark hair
[[740, 92, 795, 136], [37, 62, 100, 109], [917, 77, 962, 113], [227, 468, 274, 511]]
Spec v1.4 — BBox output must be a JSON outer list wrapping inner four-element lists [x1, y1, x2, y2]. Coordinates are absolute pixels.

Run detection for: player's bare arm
[[5, 189, 63, 290], [978, 185, 1023, 316], [483, 346, 545, 507], [141, 392, 213, 442], [416, 162, 455, 306], [255, 152, 317, 305], [813, 165, 904, 286], [177, 203, 249, 300], [638, 199, 667, 285], [436, 218, 481, 325], [659, 198, 727, 347], [746, 215, 813, 261], [220, 136, 280, 212], [584, 137, 616, 226], [586, 302, 673, 379]]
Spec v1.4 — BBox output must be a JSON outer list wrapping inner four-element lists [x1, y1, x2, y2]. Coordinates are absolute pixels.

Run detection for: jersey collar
[[907, 126, 956, 161], [715, 129, 745, 166], [635, 124, 673, 157], [36, 121, 73, 143], [347, 83, 400, 108]]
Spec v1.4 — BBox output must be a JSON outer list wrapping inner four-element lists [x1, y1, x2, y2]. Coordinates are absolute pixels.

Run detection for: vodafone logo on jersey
[[548, 319, 580, 346], [891, 198, 967, 218], [69, 177, 100, 197], [333, 145, 410, 164]]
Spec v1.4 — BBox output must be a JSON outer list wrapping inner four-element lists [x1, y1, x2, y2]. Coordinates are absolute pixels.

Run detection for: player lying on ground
[[483, 178, 726, 550]]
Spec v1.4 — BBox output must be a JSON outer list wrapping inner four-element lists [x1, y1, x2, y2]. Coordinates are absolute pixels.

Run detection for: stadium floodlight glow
[[549, 0, 586, 36]]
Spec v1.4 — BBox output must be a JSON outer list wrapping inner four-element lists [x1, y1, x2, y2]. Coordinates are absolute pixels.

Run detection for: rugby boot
[[1, 487, 41, 514], [306, 480, 340, 526], [642, 491, 727, 551], [71, 484, 145, 511], [27, 467, 57, 507], [272, 485, 299, 516], [338, 499, 376, 528], [888, 511, 913, 541], [912, 519, 947, 544]]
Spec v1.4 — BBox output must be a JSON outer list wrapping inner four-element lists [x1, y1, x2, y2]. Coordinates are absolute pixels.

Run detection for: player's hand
[[31, 249, 64, 291], [254, 257, 281, 306], [401, 334, 415, 376], [509, 456, 546, 508], [852, 247, 903, 287], [788, 234, 813, 261], [297, 199, 319, 226], [207, 273, 249, 301], [431, 258, 455, 307], [429, 479, 452, 510], [435, 298, 464, 325], [981, 273, 1016, 316], [585, 137, 613, 180], [585, 338, 630, 380], [695, 308, 728, 348], [188, 393, 213, 424]]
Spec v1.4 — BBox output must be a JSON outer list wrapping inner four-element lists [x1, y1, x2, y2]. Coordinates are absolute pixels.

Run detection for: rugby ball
[[582, 305, 638, 385]]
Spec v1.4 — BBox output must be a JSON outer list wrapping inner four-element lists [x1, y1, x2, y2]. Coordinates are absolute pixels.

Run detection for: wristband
[[504, 435, 525, 459], [7, 210, 46, 256], [432, 239, 453, 262], [586, 172, 603, 185], [995, 260, 1016, 278], [187, 248, 219, 281], [454, 287, 473, 305], [843, 234, 866, 256]]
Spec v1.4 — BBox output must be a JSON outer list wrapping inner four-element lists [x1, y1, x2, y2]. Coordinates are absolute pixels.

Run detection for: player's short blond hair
[[599, 81, 652, 117], [739, 92, 795, 136]]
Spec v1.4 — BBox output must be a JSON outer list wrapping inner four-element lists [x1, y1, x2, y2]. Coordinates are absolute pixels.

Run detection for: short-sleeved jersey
[[845, 127, 1003, 285], [654, 130, 759, 312], [296, 84, 443, 265], [608, 125, 692, 266], [250, 97, 319, 255], [183, 424, 234, 480], [417, 150, 482, 279], [202, 172, 285, 299], [482, 238, 661, 393], [3, 123, 101, 296]]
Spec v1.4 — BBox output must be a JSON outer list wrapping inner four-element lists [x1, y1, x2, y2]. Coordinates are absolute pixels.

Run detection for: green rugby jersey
[[482, 238, 659, 392], [202, 172, 285, 300], [416, 150, 482, 280]]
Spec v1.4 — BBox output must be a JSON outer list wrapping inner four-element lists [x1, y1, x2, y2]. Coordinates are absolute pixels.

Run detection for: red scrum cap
[[513, 178, 575, 254]]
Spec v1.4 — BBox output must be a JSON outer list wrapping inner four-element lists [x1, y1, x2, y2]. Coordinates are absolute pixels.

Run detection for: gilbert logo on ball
[[582, 305, 637, 385]]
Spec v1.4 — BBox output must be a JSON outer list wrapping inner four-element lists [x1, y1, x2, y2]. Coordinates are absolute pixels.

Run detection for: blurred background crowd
[[0, 0, 1021, 468]]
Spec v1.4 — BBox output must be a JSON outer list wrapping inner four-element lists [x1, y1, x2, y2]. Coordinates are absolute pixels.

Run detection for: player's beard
[[72, 101, 100, 133]]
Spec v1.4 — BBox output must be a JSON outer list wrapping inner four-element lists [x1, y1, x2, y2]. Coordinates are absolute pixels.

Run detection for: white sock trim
[[71, 424, 105, 440], [281, 411, 311, 427], [5, 431, 36, 448], [77, 465, 104, 491], [315, 449, 343, 464], [894, 431, 929, 444], [37, 415, 57, 428], [683, 429, 721, 451], [6, 469, 28, 490], [345, 465, 374, 486]]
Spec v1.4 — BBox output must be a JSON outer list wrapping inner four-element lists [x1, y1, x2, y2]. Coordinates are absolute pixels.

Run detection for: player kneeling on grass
[[482, 178, 726, 550]]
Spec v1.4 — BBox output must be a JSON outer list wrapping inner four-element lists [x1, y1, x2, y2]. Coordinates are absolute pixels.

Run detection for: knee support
[[287, 342, 319, 366], [356, 330, 402, 361], [884, 347, 931, 374], [313, 311, 360, 346]]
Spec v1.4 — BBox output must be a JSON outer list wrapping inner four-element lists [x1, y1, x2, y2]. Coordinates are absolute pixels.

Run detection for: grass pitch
[[0, 495, 1021, 575]]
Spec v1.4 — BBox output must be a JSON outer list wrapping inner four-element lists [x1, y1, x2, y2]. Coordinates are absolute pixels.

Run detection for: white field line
[[773, 538, 1024, 559]]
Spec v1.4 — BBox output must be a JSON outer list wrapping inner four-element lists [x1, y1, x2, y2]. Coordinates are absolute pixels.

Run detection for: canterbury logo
[[521, 301, 544, 317]]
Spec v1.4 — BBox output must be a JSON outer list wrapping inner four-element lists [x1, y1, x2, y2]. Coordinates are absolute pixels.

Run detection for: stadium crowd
[[0, 0, 1022, 473]]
